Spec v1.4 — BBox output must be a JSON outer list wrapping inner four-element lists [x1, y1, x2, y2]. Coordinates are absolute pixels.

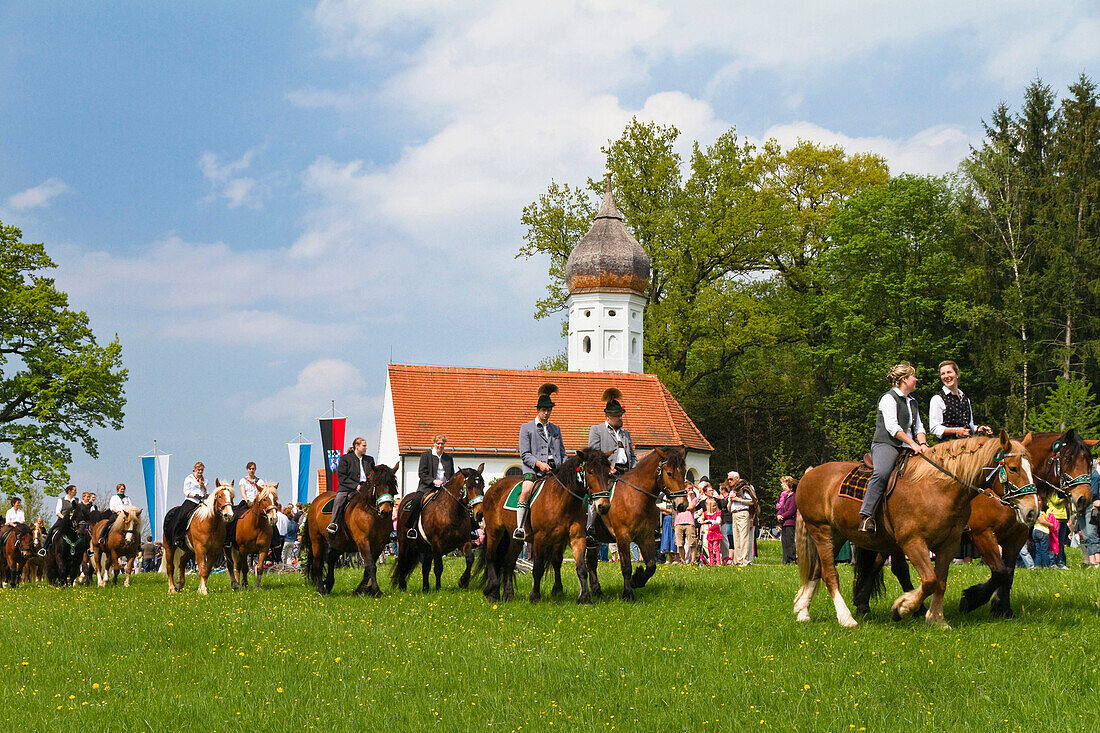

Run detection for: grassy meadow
[[2, 542, 1099, 732]]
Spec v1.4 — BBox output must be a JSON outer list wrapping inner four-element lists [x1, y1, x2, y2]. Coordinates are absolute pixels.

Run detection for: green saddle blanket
[[318, 496, 335, 514], [503, 481, 545, 511]]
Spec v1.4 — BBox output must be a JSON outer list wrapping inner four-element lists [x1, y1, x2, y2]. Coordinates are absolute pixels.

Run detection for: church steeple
[[564, 178, 649, 373]]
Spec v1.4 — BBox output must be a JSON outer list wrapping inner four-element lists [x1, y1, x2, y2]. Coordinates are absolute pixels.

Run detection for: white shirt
[[358, 457, 367, 483], [240, 477, 262, 503], [928, 385, 977, 438], [878, 388, 925, 439], [434, 450, 446, 484], [109, 493, 133, 512], [606, 422, 628, 466], [5, 507, 24, 524], [55, 494, 74, 517], [183, 474, 207, 502], [275, 511, 289, 537]]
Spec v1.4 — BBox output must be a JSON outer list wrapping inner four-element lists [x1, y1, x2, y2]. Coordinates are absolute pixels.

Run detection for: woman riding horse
[[392, 464, 485, 593], [583, 447, 688, 601], [162, 481, 236, 595]]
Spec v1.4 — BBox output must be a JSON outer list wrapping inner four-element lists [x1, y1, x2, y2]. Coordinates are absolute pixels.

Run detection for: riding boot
[[405, 492, 423, 540], [328, 491, 350, 535], [513, 501, 529, 541], [585, 504, 600, 548]]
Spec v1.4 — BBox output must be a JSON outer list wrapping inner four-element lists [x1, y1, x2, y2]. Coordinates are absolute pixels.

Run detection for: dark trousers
[[860, 443, 899, 517], [781, 525, 796, 564], [330, 490, 354, 526]]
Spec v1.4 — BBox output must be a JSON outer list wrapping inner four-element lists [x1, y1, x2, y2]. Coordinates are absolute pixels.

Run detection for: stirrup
[[326, 522, 339, 535], [586, 532, 600, 549], [406, 528, 419, 540], [512, 527, 526, 541], [858, 516, 876, 533]]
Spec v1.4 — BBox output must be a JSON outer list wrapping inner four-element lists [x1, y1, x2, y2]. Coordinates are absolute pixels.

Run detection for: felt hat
[[536, 383, 558, 410], [602, 387, 625, 416]]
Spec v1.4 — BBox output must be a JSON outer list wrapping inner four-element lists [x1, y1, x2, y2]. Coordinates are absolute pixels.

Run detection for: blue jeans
[[1017, 543, 1034, 569], [1081, 509, 1100, 556], [1031, 529, 1052, 568]]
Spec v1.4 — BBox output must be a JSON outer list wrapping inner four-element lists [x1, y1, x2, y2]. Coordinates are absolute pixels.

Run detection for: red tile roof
[[387, 364, 712, 455]]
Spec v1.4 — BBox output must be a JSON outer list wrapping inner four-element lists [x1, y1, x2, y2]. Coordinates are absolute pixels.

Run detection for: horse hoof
[[891, 606, 904, 622], [840, 617, 859, 629], [458, 578, 470, 589], [529, 594, 540, 604], [577, 595, 592, 605], [958, 596, 974, 614], [796, 611, 810, 622], [855, 606, 871, 617], [591, 587, 603, 599], [621, 590, 635, 602]]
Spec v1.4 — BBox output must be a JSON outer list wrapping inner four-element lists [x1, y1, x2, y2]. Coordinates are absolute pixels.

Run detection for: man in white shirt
[[54, 485, 78, 522]]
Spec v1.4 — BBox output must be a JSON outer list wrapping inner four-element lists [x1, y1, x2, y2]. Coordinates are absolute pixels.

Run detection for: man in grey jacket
[[515, 383, 565, 541], [586, 387, 636, 545]]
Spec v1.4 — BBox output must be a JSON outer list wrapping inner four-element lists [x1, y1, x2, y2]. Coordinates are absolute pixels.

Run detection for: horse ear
[[999, 429, 1010, 448], [391, 461, 400, 473], [1085, 439, 1099, 447], [654, 447, 668, 459], [477, 462, 485, 473], [136, 508, 143, 516], [1021, 432, 1033, 447], [269, 482, 279, 490], [1064, 428, 1077, 442]]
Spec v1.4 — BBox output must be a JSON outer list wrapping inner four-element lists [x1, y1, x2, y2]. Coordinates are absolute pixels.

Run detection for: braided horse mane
[[904, 435, 1024, 486]]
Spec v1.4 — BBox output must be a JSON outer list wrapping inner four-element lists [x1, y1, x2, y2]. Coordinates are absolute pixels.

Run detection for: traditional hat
[[536, 383, 558, 410], [602, 387, 625, 416]]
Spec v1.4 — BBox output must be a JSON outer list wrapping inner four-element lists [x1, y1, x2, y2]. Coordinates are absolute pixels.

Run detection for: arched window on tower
[[583, 336, 591, 353]]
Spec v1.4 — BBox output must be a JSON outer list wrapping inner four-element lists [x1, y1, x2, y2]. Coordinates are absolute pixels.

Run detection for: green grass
[[2, 543, 1099, 731]]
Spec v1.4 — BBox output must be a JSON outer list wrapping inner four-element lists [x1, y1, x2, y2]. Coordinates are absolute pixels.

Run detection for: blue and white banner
[[141, 453, 170, 541], [287, 442, 312, 504]]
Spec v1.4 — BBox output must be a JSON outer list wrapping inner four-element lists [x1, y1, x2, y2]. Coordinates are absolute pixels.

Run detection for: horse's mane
[[905, 436, 1017, 485], [552, 447, 610, 485], [197, 485, 234, 520], [256, 484, 278, 505], [110, 506, 141, 532], [1057, 429, 1094, 464]]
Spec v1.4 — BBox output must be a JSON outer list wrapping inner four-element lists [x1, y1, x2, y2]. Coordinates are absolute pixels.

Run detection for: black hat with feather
[[602, 387, 625, 416], [536, 383, 558, 410]]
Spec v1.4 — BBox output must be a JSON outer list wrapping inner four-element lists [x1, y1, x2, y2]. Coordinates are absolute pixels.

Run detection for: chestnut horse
[[583, 447, 689, 601], [392, 464, 486, 593], [226, 483, 280, 590], [303, 462, 399, 596], [20, 519, 46, 584], [795, 433, 1035, 628], [956, 431, 1093, 616], [163, 481, 236, 595], [89, 505, 144, 587], [45, 502, 92, 586], [2, 523, 44, 588], [480, 448, 612, 604]]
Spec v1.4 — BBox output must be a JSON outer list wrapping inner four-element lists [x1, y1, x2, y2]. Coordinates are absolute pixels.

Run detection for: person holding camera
[[515, 383, 565, 541]]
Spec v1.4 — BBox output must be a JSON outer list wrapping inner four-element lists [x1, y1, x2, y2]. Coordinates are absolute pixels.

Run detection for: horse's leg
[[353, 536, 382, 598], [433, 550, 443, 591], [227, 547, 240, 590], [421, 550, 431, 593], [550, 546, 565, 597], [959, 529, 1002, 614], [196, 549, 209, 596], [924, 545, 955, 628], [892, 539, 936, 622], [503, 539, 522, 602], [110, 550, 121, 586], [483, 534, 501, 601], [254, 546, 266, 589], [123, 555, 134, 587], [632, 536, 658, 589], [617, 536, 636, 601], [571, 533, 593, 605], [990, 530, 1025, 619], [529, 541, 546, 603], [324, 546, 337, 594], [458, 542, 473, 589], [165, 548, 177, 594], [807, 524, 857, 628]]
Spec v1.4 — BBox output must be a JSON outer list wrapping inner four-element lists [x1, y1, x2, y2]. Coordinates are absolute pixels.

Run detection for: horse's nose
[[1024, 507, 1038, 525], [596, 502, 610, 515], [1076, 495, 1088, 514]]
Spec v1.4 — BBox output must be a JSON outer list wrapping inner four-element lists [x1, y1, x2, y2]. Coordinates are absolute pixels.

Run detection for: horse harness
[[1032, 439, 1091, 502], [595, 458, 685, 505], [914, 449, 1036, 507]]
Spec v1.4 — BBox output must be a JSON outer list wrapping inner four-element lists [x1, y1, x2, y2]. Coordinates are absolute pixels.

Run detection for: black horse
[[45, 503, 92, 586]]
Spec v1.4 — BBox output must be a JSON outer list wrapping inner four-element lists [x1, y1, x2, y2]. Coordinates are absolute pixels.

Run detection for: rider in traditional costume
[[586, 388, 636, 546], [928, 360, 992, 441], [238, 462, 263, 507], [164, 462, 208, 548], [858, 363, 928, 534], [96, 483, 133, 548], [403, 433, 455, 541], [327, 437, 376, 535], [514, 384, 565, 541]]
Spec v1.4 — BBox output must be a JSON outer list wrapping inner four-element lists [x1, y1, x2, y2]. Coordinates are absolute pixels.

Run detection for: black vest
[[873, 391, 917, 447], [939, 390, 972, 429]]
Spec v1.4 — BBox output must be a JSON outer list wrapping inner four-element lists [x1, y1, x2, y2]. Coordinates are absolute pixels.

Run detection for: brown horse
[[2, 523, 44, 588], [584, 447, 689, 601], [303, 462, 399, 596], [955, 430, 1093, 616], [392, 464, 486, 593], [226, 483, 280, 590], [20, 519, 46, 584], [480, 448, 612, 604], [89, 505, 144, 587], [795, 433, 1035, 628], [163, 481, 236, 595]]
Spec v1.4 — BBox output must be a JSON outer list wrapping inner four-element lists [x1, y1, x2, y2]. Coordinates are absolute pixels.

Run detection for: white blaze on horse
[[163, 480, 235, 595], [90, 505, 144, 587]]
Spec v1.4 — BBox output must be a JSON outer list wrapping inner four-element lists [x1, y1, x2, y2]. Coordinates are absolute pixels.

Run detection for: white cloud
[[759, 122, 973, 176], [161, 310, 347, 352], [6, 178, 71, 210], [244, 358, 380, 423], [199, 150, 265, 209]]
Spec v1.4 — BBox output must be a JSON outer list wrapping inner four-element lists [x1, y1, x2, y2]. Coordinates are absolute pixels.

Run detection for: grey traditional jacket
[[587, 422, 637, 469], [519, 419, 565, 474]]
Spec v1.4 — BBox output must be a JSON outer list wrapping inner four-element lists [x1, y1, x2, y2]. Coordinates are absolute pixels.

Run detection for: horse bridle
[[1033, 440, 1091, 502], [436, 470, 485, 516], [918, 449, 1035, 507], [599, 458, 687, 505]]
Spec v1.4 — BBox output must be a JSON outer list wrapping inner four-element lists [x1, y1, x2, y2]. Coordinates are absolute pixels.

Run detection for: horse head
[[256, 483, 280, 527], [569, 447, 612, 513], [70, 503, 92, 538], [985, 431, 1039, 527], [119, 506, 143, 543], [653, 446, 689, 511], [368, 462, 399, 515], [31, 520, 45, 556], [213, 480, 236, 522], [458, 463, 486, 524], [1052, 429, 1094, 514]]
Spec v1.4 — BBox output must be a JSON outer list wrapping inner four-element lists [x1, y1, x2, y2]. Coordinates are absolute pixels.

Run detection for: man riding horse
[[586, 387, 636, 547], [403, 433, 455, 541], [327, 437, 376, 536], [514, 383, 565, 541]]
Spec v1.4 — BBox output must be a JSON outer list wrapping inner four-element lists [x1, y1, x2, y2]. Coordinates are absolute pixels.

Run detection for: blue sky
[[2, 1, 1098, 513]]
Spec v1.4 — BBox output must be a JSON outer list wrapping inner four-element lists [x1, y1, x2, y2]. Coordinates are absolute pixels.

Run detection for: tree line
[[520, 75, 1100, 522]]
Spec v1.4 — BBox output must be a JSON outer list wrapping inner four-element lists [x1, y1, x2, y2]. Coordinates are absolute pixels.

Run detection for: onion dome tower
[[564, 179, 651, 373]]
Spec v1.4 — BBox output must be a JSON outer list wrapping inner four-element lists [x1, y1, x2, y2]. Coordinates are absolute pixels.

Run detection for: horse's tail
[[300, 518, 317, 585], [391, 539, 421, 588], [795, 512, 820, 585], [852, 546, 885, 601]]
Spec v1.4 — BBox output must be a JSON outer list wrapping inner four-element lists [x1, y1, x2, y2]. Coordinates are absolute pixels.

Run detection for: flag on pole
[[318, 417, 346, 495], [141, 452, 171, 541], [288, 441, 312, 504]]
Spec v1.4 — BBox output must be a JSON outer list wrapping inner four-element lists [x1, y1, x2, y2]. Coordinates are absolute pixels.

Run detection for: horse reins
[[1032, 440, 1090, 502], [604, 459, 686, 504], [914, 449, 1034, 507]]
